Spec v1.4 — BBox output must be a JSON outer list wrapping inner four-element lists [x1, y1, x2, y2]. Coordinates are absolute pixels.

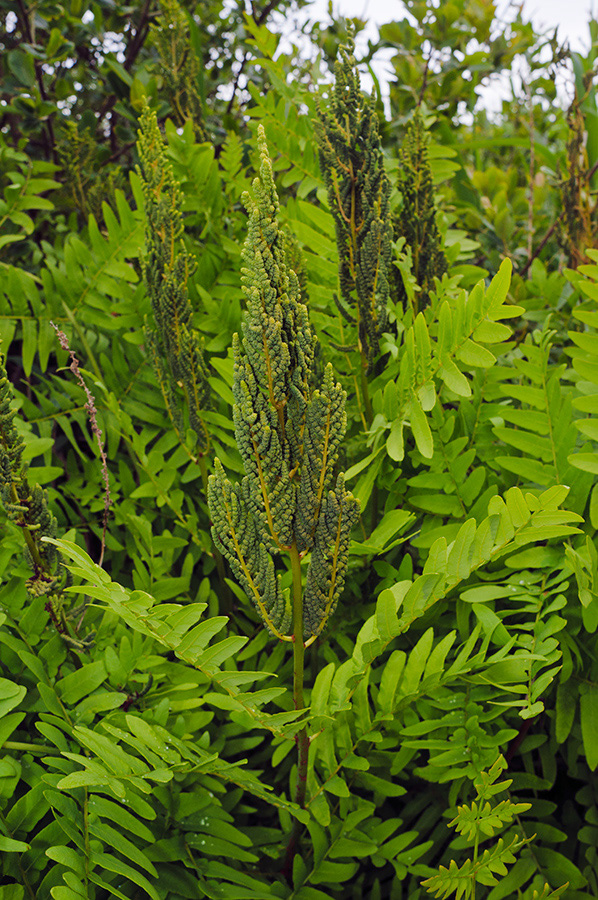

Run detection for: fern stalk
[[290, 541, 309, 806]]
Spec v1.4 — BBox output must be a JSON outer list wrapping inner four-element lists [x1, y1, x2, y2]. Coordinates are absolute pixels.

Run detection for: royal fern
[[314, 27, 392, 383], [209, 126, 358, 644], [137, 106, 210, 455], [395, 111, 448, 315]]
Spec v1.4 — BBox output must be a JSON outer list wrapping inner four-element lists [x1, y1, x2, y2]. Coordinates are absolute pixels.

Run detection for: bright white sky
[[294, 0, 595, 112], [307, 0, 593, 50]]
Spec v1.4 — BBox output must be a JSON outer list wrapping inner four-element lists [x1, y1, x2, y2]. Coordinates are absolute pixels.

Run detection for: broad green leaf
[[409, 396, 433, 458], [0, 836, 30, 852], [580, 685, 598, 770]]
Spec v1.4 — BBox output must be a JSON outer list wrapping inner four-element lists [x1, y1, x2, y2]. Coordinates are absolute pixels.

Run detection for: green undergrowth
[[2, 3, 598, 899]]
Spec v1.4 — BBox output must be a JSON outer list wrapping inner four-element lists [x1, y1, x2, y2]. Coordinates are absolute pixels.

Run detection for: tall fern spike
[[559, 106, 595, 268], [395, 111, 447, 315], [0, 351, 60, 596], [137, 106, 210, 452], [208, 126, 359, 642], [151, 0, 207, 143], [314, 26, 392, 372], [421, 756, 566, 900]]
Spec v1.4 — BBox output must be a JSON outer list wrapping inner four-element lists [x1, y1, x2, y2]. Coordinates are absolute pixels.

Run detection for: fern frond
[[422, 834, 527, 898], [151, 0, 207, 142], [315, 26, 392, 369], [208, 460, 292, 639], [209, 127, 358, 640], [395, 112, 448, 315], [386, 259, 520, 461], [137, 106, 210, 452], [304, 474, 359, 642], [0, 351, 60, 594], [295, 364, 347, 553]]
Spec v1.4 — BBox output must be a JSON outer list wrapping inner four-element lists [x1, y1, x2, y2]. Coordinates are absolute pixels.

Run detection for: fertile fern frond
[[314, 26, 392, 370], [303, 473, 359, 638], [395, 112, 448, 315], [295, 364, 347, 553], [233, 129, 316, 547], [138, 106, 210, 452], [208, 461, 291, 638], [152, 0, 207, 143], [209, 126, 358, 641], [0, 351, 60, 594]]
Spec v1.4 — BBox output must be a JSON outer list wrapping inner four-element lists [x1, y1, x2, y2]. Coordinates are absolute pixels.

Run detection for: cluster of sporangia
[[314, 30, 392, 371], [208, 127, 359, 643], [315, 31, 449, 349], [138, 106, 211, 453], [0, 353, 60, 596], [395, 111, 448, 313]]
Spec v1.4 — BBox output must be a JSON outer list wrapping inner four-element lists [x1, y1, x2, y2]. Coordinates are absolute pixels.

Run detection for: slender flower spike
[[314, 26, 392, 370], [209, 126, 359, 641]]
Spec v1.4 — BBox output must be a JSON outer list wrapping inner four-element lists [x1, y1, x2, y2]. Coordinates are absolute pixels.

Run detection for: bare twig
[[518, 156, 598, 278], [16, 0, 57, 162], [525, 80, 535, 259]]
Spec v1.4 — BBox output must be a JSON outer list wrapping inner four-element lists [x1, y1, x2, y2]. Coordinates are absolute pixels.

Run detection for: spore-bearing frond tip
[[209, 129, 358, 640]]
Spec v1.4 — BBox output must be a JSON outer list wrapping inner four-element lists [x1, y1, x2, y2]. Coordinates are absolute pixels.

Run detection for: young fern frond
[[314, 26, 392, 375], [137, 107, 210, 454], [208, 125, 359, 643], [422, 756, 566, 900]]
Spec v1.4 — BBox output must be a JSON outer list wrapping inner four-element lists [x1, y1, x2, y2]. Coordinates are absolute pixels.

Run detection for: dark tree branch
[[15, 0, 57, 161], [518, 157, 598, 278]]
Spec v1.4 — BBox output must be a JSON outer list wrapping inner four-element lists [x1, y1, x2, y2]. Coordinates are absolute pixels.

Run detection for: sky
[[306, 0, 594, 50], [293, 0, 596, 112]]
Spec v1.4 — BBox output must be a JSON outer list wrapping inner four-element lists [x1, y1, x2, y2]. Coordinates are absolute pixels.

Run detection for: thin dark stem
[[519, 157, 598, 278], [282, 542, 308, 879], [417, 48, 431, 107], [51, 324, 111, 566], [124, 0, 152, 71], [95, 0, 152, 132], [16, 0, 56, 161], [518, 218, 559, 278], [225, 0, 281, 116]]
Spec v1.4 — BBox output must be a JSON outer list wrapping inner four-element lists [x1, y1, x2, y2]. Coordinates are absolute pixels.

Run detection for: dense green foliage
[[2, 1, 598, 898]]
